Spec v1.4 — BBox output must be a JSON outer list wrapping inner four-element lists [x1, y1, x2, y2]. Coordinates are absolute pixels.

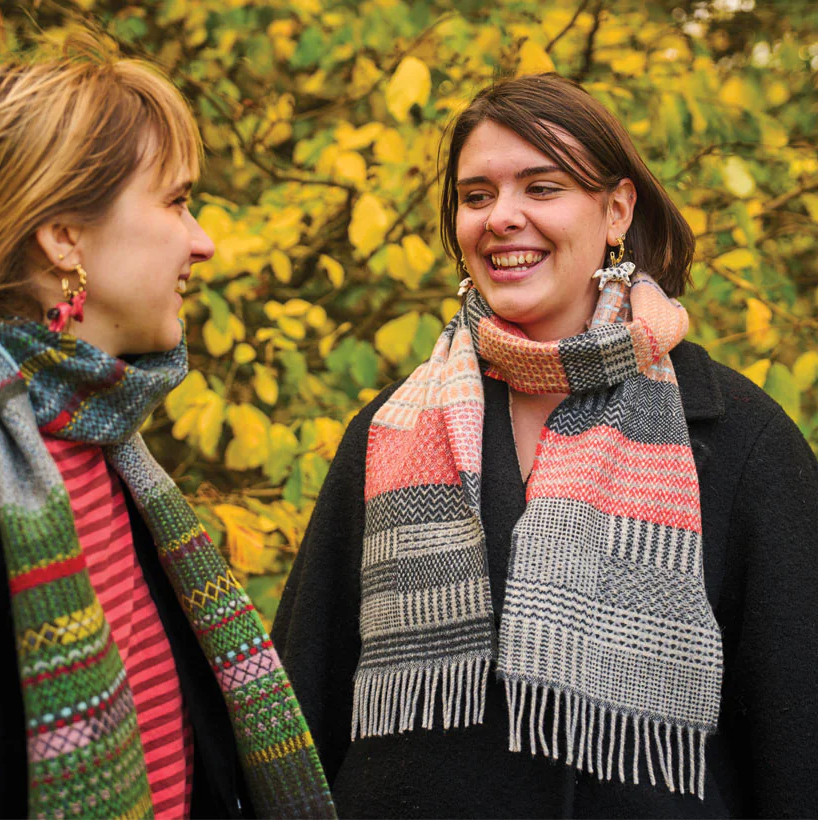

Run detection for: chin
[[483, 293, 545, 326], [155, 325, 183, 353]]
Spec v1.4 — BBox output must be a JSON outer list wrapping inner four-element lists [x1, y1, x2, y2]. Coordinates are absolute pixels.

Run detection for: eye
[[172, 194, 191, 209], [528, 183, 561, 196], [460, 191, 492, 206]]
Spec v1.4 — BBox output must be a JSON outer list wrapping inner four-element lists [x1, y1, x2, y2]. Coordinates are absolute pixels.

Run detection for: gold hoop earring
[[59, 262, 87, 302], [609, 234, 626, 267]]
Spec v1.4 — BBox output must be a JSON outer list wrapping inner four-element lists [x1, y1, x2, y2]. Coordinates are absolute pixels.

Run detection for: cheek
[[456, 213, 482, 253]]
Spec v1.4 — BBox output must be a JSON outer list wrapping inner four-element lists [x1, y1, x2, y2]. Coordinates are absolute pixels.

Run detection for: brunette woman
[[273, 74, 818, 818], [0, 43, 335, 819]]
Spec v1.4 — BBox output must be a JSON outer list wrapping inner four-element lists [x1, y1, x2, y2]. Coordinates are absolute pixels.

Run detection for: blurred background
[[2, 0, 816, 628]]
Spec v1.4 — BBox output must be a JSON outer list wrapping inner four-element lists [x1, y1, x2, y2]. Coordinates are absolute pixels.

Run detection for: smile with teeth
[[490, 251, 546, 270], [175, 278, 187, 294]]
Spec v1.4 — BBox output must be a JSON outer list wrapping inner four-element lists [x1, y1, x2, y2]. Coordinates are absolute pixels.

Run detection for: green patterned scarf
[[0, 319, 335, 819]]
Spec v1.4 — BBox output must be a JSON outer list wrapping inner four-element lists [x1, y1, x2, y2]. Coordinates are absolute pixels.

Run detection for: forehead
[[136, 129, 195, 191], [459, 120, 583, 169], [456, 119, 601, 188]]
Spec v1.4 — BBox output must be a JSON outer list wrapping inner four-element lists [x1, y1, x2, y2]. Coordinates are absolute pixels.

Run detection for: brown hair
[[439, 74, 695, 297], [0, 35, 202, 316]]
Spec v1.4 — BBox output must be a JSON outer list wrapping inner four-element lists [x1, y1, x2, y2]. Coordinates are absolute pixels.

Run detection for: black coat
[[0, 490, 254, 819], [273, 340, 818, 819]]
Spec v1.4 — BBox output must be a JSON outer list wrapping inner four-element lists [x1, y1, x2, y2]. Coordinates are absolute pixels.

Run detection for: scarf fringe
[[353, 666, 708, 801], [352, 657, 490, 740], [505, 679, 708, 800]]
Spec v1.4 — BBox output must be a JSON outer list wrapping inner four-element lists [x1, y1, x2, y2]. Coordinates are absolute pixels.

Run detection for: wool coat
[[273, 340, 818, 819], [0, 489, 255, 819]]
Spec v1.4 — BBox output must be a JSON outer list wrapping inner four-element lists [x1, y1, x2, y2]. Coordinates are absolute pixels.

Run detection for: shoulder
[[671, 340, 815, 475], [672, 340, 791, 429]]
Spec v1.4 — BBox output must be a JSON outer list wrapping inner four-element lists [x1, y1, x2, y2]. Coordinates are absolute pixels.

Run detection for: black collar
[[670, 340, 725, 421]]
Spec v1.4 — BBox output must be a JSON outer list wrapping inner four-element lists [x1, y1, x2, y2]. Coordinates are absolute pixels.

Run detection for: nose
[[187, 211, 216, 263], [486, 190, 526, 235]]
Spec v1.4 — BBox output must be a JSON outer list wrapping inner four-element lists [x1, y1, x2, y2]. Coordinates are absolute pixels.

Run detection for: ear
[[606, 178, 637, 246], [34, 221, 82, 270]]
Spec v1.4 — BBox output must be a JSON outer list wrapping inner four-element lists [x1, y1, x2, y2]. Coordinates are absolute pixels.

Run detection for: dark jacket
[[273, 340, 818, 819], [0, 490, 254, 819]]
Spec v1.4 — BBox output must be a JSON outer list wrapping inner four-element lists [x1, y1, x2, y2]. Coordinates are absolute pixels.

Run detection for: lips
[[484, 249, 549, 283]]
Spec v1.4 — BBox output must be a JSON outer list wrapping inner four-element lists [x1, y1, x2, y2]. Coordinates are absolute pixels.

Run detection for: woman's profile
[[0, 40, 334, 819], [274, 74, 818, 818]]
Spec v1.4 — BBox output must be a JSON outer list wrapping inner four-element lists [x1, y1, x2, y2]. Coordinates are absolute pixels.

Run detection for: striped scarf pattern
[[354, 274, 722, 798], [0, 320, 335, 819]]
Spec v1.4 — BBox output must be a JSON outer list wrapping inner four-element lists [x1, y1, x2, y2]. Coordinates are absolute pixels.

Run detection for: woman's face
[[455, 120, 634, 342], [39, 144, 214, 358]]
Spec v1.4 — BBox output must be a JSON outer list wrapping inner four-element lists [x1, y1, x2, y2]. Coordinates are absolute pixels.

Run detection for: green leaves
[[290, 26, 325, 69], [326, 337, 379, 388]]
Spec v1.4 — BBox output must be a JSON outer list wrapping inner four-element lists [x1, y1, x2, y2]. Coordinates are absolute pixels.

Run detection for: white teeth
[[490, 252, 545, 268], [176, 279, 187, 294]]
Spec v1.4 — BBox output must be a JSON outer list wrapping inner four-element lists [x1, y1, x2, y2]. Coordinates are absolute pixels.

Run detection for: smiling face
[[455, 120, 634, 342], [35, 141, 214, 357]]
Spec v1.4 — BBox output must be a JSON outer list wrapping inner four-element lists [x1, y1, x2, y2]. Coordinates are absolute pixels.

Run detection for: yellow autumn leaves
[[166, 364, 346, 535], [348, 194, 394, 255], [386, 56, 431, 122]]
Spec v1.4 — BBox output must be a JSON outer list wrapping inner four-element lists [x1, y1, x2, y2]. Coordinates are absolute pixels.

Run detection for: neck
[[515, 283, 598, 342], [64, 313, 123, 358], [517, 307, 595, 342]]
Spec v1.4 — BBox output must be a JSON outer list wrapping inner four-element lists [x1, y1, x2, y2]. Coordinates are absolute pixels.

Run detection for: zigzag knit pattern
[[0, 321, 335, 819], [354, 275, 723, 800]]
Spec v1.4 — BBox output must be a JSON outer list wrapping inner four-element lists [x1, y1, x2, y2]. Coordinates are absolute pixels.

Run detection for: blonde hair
[[0, 35, 202, 316]]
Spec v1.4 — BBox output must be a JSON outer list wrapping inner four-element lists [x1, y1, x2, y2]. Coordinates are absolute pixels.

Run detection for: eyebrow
[[456, 165, 563, 187], [167, 180, 194, 197]]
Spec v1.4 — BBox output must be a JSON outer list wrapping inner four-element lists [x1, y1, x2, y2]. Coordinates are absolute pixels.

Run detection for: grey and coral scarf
[[354, 273, 722, 799], [0, 320, 335, 819]]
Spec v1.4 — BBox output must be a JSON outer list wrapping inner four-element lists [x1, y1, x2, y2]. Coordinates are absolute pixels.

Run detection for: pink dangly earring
[[47, 262, 88, 333]]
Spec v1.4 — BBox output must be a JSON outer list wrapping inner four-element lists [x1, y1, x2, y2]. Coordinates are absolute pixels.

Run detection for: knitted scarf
[[0, 320, 335, 819], [355, 273, 723, 799]]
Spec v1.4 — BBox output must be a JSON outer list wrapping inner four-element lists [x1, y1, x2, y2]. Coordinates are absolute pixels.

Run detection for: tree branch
[[696, 174, 818, 241], [572, 0, 604, 83], [546, 0, 591, 53], [709, 264, 818, 331], [666, 141, 769, 183]]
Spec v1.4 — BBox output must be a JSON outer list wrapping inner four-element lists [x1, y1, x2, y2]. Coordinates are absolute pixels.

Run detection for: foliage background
[[2, 0, 817, 628]]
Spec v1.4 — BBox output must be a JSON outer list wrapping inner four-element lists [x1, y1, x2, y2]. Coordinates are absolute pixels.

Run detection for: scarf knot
[[0, 319, 188, 443]]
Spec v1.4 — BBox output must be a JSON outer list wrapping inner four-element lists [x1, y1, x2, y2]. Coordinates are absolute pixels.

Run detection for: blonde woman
[[0, 42, 334, 819]]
